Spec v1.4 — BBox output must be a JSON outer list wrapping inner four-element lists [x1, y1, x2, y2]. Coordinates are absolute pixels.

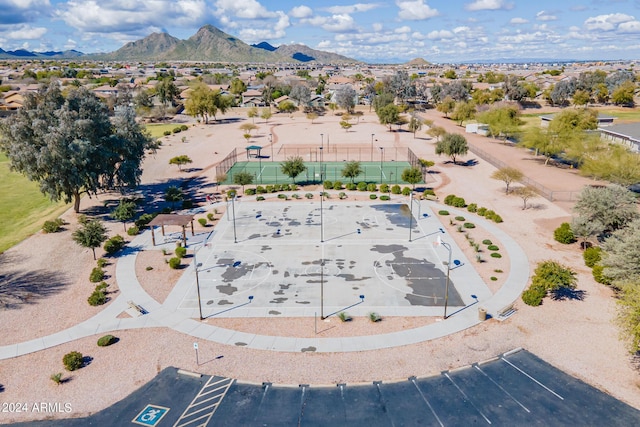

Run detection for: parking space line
[[410, 377, 444, 427], [173, 376, 234, 427], [473, 365, 531, 413], [444, 373, 492, 425], [501, 357, 564, 400]]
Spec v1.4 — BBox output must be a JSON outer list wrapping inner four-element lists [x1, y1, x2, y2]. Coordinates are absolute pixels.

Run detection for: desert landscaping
[[1, 105, 639, 423]]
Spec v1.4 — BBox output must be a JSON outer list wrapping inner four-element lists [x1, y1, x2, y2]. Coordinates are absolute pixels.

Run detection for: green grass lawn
[[0, 153, 69, 253], [145, 123, 180, 138]]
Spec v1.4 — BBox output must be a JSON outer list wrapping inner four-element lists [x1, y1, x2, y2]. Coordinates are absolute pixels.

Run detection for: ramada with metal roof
[[599, 122, 640, 152]]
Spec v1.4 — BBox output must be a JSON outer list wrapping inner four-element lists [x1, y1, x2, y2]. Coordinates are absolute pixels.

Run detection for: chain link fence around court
[[468, 145, 581, 202], [215, 146, 435, 186]]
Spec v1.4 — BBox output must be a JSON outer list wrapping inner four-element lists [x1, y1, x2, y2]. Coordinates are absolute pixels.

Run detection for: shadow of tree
[[550, 287, 587, 301], [0, 253, 71, 310]]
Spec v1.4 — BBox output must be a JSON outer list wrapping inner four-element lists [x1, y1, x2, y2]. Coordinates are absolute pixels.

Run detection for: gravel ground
[[1, 107, 639, 424]]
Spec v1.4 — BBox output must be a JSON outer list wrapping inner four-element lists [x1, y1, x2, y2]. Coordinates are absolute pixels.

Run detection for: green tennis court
[[222, 160, 421, 185]]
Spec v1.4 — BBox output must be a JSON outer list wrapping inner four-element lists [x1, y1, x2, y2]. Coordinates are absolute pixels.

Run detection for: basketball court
[[166, 199, 493, 319]]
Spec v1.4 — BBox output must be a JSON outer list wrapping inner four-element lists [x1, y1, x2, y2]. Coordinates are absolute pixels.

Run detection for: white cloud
[[510, 17, 528, 25], [584, 13, 634, 31], [372, 23, 383, 32], [427, 30, 453, 40], [465, 0, 513, 11], [325, 3, 380, 14], [395, 26, 412, 34], [396, 0, 439, 21], [619, 20, 640, 33], [56, 0, 209, 33], [214, 0, 276, 19], [322, 14, 358, 33], [3, 24, 47, 40], [289, 5, 312, 19], [536, 11, 557, 21]]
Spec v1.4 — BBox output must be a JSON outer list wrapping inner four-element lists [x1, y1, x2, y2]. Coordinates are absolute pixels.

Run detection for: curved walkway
[[0, 199, 529, 359]]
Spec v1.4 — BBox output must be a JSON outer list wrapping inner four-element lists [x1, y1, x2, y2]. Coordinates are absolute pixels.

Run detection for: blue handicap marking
[[132, 404, 170, 426]]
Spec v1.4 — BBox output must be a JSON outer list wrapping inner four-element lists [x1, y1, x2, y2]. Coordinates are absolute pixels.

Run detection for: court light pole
[[321, 133, 324, 149], [258, 154, 263, 184], [320, 189, 324, 243], [231, 191, 237, 243], [409, 192, 413, 242], [379, 147, 384, 184], [269, 133, 273, 162], [193, 247, 204, 320], [437, 235, 452, 319], [370, 134, 375, 162], [320, 260, 325, 319]]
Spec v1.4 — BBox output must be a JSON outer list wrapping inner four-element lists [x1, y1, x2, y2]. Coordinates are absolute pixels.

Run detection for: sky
[[2, 0, 640, 63]]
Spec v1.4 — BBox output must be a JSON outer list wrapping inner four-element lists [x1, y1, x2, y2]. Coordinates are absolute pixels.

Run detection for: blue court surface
[[11, 349, 640, 426]]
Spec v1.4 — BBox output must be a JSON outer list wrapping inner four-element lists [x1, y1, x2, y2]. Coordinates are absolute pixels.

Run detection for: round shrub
[[444, 194, 457, 206], [63, 351, 84, 371], [292, 193, 300, 199], [490, 276, 498, 281], [323, 180, 333, 189], [369, 194, 378, 200], [180, 124, 188, 131], [455, 216, 465, 221], [256, 186, 266, 194], [380, 195, 390, 201], [367, 183, 378, 192], [492, 215, 503, 223], [95, 281, 108, 291], [89, 267, 105, 283], [451, 197, 466, 207], [96, 258, 108, 268], [245, 188, 256, 195], [169, 257, 181, 269], [463, 222, 475, 229], [305, 193, 313, 199], [554, 222, 575, 244], [391, 184, 401, 194], [592, 265, 611, 285], [256, 196, 265, 201], [346, 183, 357, 191], [357, 182, 368, 191], [487, 245, 499, 251], [438, 210, 450, 216], [172, 126, 182, 134], [490, 252, 502, 258], [43, 218, 65, 233], [424, 189, 436, 197], [482, 239, 492, 245], [402, 187, 412, 196], [97, 335, 117, 347], [175, 246, 187, 258], [88, 290, 107, 306], [484, 210, 496, 220], [127, 226, 139, 236], [477, 207, 487, 216], [467, 203, 478, 213], [333, 181, 343, 190], [104, 235, 125, 255], [583, 246, 602, 268], [380, 184, 389, 193], [277, 193, 288, 200], [135, 213, 157, 228], [522, 284, 546, 306]]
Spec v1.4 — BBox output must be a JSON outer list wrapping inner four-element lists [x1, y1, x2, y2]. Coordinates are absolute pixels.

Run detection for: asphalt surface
[[11, 349, 640, 426]]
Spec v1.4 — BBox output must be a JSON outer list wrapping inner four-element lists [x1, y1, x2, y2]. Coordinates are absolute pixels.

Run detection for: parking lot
[[15, 349, 640, 426]]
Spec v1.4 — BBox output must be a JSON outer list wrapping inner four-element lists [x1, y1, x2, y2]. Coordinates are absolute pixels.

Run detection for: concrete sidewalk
[[0, 199, 529, 359]]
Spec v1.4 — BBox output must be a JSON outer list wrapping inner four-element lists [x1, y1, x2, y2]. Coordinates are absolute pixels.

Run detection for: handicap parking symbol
[[132, 404, 170, 426]]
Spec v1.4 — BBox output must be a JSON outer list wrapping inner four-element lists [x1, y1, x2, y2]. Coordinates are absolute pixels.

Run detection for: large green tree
[[184, 83, 232, 124], [111, 199, 137, 232], [377, 104, 400, 131], [280, 156, 307, 183], [573, 184, 639, 237], [0, 84, 152, 213], [435, 133, 469, 164], [341, 161, 362, 183], [401, 167, 423, 189], [72, 220, 107, 260], [233, 171, 254, 193], [491, 167, 523, 194], [476, 105, 522, 140], [601, 218, 640, 283]]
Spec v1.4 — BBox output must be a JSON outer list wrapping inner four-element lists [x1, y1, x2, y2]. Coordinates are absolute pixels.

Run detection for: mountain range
[[0, 25, 359, 64]]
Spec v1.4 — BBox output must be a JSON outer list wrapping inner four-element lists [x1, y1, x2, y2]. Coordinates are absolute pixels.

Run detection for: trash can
[[478, 307, 487, 321]]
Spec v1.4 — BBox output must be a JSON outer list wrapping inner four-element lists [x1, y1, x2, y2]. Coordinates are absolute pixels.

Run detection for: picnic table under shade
[[148, 214, 195, 247]]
